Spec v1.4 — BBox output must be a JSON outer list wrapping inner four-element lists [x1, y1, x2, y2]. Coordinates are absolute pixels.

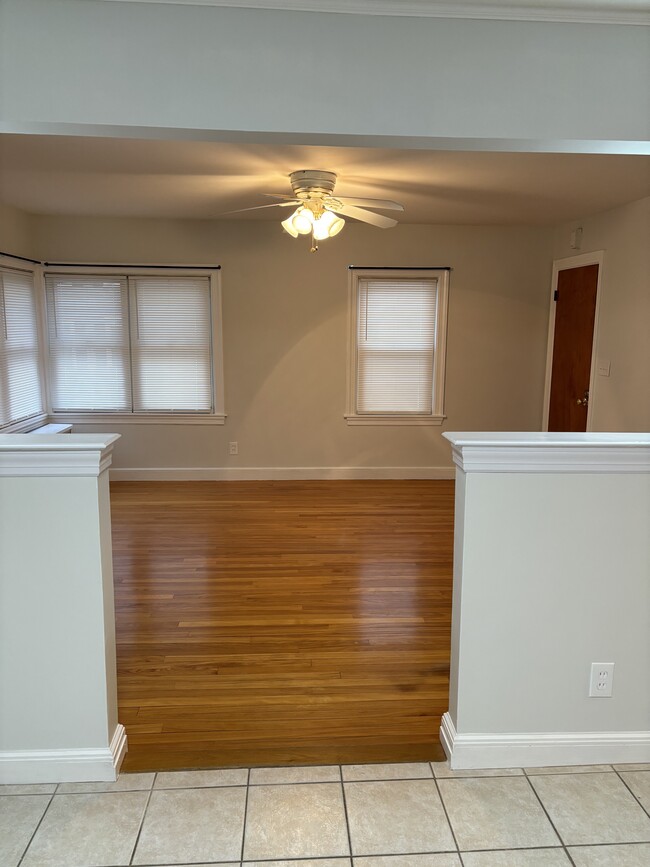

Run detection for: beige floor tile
[[568, 843, 650, 866], [57, 772, 155, 793], [530, 773, 650, 845], [21, 791, 148, 867], [619, 771, 650, 810], [343, 763, 433, 782], [250, 765, 340, 784], [438, 777, 559, 851], [354, 855, 461, 867], [133, 787, 246, 865], [614, 764, 650, 772], [525, 766, 613, 776], [462, 850, 571, 866], [154, 768, 248, 788], [247, 860, 351, 867], [0, 795, 50, 867], [243, 783, 349, 860], [433, 762, 523, 778], [0, 785, 55, 795], [345, 779, 456, 855]]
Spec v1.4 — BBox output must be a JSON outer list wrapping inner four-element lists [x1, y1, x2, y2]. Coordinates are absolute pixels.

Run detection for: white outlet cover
[[589, 662, 615, 697]]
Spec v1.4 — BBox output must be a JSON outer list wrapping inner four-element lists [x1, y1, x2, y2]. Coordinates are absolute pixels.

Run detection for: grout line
[[613, 767, 650, 820], [240, 767, 251, 863], [432, 771, 463, 859], [523, 768, 576, 866], [339, 765, 355, 859], [16, 790, 56, 867], [128, 772, 156, 866]]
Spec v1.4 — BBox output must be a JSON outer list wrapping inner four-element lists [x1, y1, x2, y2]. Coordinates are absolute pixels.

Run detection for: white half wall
[[0, 434, 125, 783], [1, 0, 649, 149], [443, 432, 650, 769]]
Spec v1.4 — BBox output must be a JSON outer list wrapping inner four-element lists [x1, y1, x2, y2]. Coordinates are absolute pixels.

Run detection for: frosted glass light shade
[[292, 207, 314, 235], [313, 210, 345, 240], [281, 212, 300, 237]]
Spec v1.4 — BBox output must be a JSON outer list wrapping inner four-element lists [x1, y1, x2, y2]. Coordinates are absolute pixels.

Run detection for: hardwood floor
[[111, 480, 454, 771]]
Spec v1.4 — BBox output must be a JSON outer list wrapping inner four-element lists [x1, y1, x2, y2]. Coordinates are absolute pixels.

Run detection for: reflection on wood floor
[[111, 480, 454, 771]]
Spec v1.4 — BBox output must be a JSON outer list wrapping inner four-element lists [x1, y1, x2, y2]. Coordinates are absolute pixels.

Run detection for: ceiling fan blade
[[219, 201, 299, 216], [262, 193, 302, 201], [333, 196, 404, 212], [329, 204, 398, 229]]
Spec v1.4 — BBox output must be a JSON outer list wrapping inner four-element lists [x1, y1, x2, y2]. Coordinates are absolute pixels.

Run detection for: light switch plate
[[597, 360, 611, 377]]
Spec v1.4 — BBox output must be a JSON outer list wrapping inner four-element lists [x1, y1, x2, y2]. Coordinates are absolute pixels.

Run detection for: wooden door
[[548, 264, 599, 432]]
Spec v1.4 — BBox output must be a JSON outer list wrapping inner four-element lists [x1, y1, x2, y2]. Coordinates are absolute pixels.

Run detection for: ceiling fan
[[224, 170, 404, 252]]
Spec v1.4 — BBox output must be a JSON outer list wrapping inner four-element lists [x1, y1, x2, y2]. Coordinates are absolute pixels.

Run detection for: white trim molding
[[443, 431, 650, 473], [110, 465, 455, 481], [0, 434, 120, 477], [0, 725, 127, 785], [345, 414, 445, 426], [95, 0, 650, 26], [441, 713, 650, 769]]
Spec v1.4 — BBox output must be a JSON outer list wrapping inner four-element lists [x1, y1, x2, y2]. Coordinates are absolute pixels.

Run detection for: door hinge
[[554, 289, 559, 301]]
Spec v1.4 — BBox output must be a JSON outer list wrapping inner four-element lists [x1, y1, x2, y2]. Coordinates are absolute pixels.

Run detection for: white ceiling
[[1, 135, 648, 226]]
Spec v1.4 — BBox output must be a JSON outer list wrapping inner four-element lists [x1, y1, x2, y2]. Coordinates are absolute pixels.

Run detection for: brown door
[[548, 264, 599, 432]]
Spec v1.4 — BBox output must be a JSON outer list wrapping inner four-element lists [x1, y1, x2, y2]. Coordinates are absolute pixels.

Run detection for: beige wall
[[554, 196, 650, 433], [32, 215, 553, 472], [0, 201, 34, 258]]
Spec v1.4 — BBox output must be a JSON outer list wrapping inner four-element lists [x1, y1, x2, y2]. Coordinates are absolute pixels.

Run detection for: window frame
[[0, 257, 49, 433], [345, 268, 449, 426], [44, 266, 226, 425]]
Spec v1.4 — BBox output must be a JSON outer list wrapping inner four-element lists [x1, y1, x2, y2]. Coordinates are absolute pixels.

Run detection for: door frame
[[542, 250, 604, 432]]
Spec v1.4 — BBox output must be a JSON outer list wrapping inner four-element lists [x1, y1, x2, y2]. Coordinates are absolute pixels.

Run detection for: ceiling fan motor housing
[[290, 170, 337, 199]]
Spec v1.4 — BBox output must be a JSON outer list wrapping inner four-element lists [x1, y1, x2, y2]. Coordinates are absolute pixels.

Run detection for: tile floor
[[1, 761, 649, 867]]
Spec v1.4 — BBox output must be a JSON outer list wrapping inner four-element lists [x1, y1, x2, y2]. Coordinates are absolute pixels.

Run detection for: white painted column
[[0, 434, 125, 783], [442, 432, 650, 769]]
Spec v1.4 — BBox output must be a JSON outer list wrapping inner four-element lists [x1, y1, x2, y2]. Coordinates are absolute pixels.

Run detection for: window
[[346, 269, 449, 425], [0, 266, 45, 430], [45, 270, 224, 422]]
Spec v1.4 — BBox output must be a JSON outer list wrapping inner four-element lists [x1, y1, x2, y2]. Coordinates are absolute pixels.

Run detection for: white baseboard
[[110, 466, 455, 481], [0, 724, 128, 785], [441, 713, 650, 769]]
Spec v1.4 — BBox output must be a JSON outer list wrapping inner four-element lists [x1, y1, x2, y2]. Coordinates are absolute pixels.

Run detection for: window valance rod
[[43, 262, 221, 270], [0, 252, 222, 270], [348, 265, 451, 271], [0, 251, 42, 266]]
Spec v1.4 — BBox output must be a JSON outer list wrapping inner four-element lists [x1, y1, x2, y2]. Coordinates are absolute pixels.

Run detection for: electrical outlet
[[589, 662, 614, 697], [228, 441, 238, 456]]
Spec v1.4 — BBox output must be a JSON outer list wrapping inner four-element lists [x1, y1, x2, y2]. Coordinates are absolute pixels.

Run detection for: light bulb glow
[[313, 210, 345, 240], [291, 207, 314, 235]]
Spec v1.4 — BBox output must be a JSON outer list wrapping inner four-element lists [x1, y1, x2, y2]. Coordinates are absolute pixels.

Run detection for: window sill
[[1, 413, 49, 434], [345, 414, 446, 426], [48, 413, 226, 426]]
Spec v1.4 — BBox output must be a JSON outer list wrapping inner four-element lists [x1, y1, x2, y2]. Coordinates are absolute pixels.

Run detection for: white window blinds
[[130, 277, 213, 412], [46, 275, 131, 411], [44, 272, 215, 414], [356, 277, 438, 414], [0, 268, 44, 427]]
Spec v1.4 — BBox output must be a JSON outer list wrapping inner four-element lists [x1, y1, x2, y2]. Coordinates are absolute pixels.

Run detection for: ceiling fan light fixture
[[313, 209, 345, 241], [281, 213, 300, 237], [291, 206, 314, 235]]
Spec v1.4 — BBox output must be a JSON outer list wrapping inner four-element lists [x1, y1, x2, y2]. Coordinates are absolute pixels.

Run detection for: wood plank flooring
[[110, 480, 454, 771]]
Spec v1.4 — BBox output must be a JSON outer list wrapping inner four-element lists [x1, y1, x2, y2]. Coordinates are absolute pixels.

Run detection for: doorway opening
[[543, 252, 603, 432]]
